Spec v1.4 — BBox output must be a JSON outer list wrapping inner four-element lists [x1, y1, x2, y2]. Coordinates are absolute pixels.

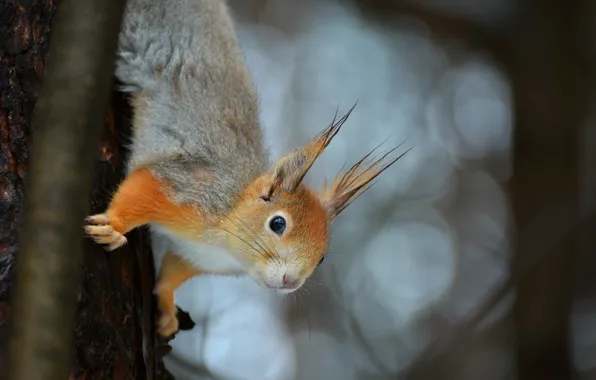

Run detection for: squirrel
[[84, 0, 406, 337]]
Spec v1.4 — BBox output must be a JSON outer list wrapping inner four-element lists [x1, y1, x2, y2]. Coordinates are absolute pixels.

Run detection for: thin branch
[[7, 0, 126, 379]]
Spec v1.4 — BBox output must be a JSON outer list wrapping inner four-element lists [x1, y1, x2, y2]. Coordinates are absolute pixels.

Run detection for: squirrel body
[[119, 0, 268, 214], [85, 0, 404, 337]]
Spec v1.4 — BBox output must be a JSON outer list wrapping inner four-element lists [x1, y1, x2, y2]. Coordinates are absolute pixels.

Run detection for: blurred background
[[161, 0, 596, 379]]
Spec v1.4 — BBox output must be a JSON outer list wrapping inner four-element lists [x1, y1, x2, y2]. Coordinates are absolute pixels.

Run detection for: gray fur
[[117, 0, 269, 214]]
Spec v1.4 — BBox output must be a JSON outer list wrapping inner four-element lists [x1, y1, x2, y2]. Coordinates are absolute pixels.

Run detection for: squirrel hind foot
[[84, 213, 128, 251], [157, 312, 179, 337]]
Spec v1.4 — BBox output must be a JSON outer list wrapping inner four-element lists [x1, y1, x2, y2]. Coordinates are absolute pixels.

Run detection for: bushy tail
[[115, 0, 166, 92], [115, 0, 218, 93]]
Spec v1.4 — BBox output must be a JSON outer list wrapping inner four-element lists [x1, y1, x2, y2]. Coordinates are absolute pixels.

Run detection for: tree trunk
[[0, 1, 175, 378], [510, 0, 589, 379]]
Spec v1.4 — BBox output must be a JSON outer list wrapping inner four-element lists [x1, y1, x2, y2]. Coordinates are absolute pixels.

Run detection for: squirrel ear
[[264, 105, 356, 195], [319, 145, 410, 220]]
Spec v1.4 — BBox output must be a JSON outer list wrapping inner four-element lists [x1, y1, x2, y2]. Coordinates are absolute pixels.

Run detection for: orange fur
[[267, 105, 355, 194], [224, 179, 330, 276], [155, 251, 201, 336], [106, 167, 202, 235], [217, 106, 406, 282], [86, 104, 406, 337], [319, 145, 410, 220]]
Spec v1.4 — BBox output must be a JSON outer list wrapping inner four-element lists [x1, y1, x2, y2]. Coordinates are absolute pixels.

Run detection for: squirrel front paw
[[84, 214, 127, 251]]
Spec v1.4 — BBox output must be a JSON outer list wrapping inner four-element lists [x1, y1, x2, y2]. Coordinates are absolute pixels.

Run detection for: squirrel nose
[[282, 274, 298, 289]]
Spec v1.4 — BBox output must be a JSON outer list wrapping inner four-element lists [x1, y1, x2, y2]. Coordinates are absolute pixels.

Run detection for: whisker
[[227, 216, 266, 252], [220, 227, 265, 260], [296, 287, 311, 339], [230, 215, 280, 263], [221, 217, 271, 262], [301, 286, 322, 315], [261, 219, 284, 265], [228, 216, 274, 262], [307, 278, 335, 291]]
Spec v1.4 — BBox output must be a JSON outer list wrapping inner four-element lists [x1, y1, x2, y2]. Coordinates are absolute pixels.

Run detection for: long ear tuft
[[264, 104, 357, 196], [319, 143, 411, 220]]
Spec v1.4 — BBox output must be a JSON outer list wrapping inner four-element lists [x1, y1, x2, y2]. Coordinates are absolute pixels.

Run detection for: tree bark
[[0, 1, 175, 378]]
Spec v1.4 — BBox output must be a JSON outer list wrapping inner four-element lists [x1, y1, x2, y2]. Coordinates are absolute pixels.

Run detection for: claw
[[106, 236, 127, 251], [84, 213, 127, 251], [85, 225, 113, 236], [86, 214, 110, 225], [158, 313, 179, 337]]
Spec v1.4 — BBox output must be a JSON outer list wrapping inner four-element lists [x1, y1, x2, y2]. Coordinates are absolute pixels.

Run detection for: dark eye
[[317, 257, 325, 267], [269, 216, 286, 235]]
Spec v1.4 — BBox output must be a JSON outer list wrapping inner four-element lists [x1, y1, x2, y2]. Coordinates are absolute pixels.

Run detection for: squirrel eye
[[317, 257, 325, 267], [269, 216, 286, 235]]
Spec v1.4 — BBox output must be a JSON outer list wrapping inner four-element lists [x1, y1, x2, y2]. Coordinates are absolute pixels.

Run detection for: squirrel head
[[222, 105, 408, 294]]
